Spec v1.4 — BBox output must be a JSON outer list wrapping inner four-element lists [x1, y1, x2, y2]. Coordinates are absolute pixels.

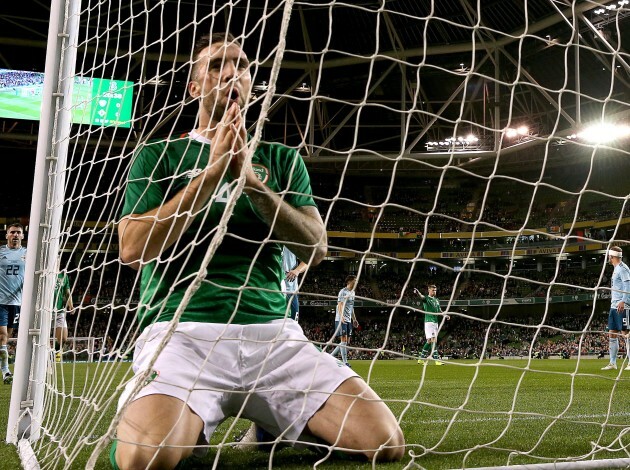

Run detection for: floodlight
[[296, 82, 311, 93], [577, 123, 630, 144], [253, 81, 268, 91]]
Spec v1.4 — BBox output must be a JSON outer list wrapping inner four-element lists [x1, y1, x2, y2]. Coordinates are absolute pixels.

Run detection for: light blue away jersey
[[611, 261, 630, 307], [336, 287, 355, 322], [0, 245, 26, 305], [282, 246, 299, 293]]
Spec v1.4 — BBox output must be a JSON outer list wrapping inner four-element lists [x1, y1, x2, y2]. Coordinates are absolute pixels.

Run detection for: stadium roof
[[0, 0, 628, 179]]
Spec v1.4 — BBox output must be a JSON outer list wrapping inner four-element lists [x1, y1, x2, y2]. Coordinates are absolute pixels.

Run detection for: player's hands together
[[217, 104, 262, 191], [617, 301, 625, 312], [208, 102, 243, 176]]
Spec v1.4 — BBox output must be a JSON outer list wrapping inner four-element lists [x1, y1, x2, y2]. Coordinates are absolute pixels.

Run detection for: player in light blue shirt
[[601, 246, 630, 371], [0, 223, 26, 383], [280, 246, 307, 322], [330, 275, 358, 367]]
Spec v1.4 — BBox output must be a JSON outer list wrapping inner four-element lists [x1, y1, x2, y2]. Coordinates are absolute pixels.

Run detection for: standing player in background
[[601, 246, 630, 371], [415, 284, 450, 365], [114, 32, 403, 469], [331, 275, 359, 367], [281, 245, 308, 322], [0, 223, 26, 384], [53, 270, 74, 362]]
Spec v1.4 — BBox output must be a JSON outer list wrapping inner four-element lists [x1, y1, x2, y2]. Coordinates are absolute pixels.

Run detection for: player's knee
[[116, 441, 184, 470], [363, 421, 405, 461]]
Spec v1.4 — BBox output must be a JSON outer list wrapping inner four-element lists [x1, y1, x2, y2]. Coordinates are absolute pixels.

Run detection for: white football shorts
[[118, 319, 358, 445], [54, 310, 67, 329], [424, 321, 439, 340]]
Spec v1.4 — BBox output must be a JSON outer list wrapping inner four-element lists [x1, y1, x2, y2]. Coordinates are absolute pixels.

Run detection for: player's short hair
[[609, 246, 623, 258], [427, 284, 437, 289], [7, 222, 23, 231], [191, 32, 240, 79], [345, 275, 357, 284]]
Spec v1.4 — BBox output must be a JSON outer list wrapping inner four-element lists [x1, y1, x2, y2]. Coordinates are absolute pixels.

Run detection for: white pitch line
[[415, 411, 630, 425]]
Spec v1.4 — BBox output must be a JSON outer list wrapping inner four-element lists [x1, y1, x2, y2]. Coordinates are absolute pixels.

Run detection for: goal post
[[5, 1, 630, 470], [6, 0, 81, 446]]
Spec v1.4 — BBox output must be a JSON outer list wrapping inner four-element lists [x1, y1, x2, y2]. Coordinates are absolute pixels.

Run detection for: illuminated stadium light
[[425, 134, 480, 151], [253, 81, 268, 92], [505, 125, 529, 138], [295, 82, 312, 93], [575, 123, 630, 144]]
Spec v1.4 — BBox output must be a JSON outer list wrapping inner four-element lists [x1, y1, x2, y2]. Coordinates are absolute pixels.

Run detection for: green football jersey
[[54, 273, 70, 311], [121, 134, 317, 329], [422, 295, 441, 323]]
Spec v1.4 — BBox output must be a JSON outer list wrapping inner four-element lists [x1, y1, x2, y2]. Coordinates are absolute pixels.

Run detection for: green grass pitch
[[0, 93, 42, 120], [0, 358, 629, 469], [0, 83, 95, 123]]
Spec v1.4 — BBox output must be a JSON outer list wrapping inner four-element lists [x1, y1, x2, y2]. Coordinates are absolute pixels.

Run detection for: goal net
[[7, 0, 630, 469]]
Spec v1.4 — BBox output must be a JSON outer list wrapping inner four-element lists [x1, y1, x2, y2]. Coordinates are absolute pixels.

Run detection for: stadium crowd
[[299, 310, 612, 361]]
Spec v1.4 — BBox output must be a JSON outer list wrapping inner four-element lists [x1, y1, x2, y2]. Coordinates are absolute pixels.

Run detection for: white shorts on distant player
[[425, 321, 439, 341], [54, 310, 67, 329]]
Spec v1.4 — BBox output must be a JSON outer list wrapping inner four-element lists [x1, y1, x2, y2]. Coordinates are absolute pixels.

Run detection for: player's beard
[[201, 91, 228, 126]]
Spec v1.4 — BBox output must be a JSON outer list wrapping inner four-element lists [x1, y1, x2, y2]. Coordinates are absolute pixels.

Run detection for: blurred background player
[[331, 275, 358, 367], [53, 270, 74, 362], [416, 284, 450, 365], [281, 245, 307, 322], [0, 223, 26, 384], [601, 246, 630, 371]]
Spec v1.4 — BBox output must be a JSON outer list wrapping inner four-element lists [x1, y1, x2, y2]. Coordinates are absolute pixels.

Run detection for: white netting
[[9, 1, 630, 469]]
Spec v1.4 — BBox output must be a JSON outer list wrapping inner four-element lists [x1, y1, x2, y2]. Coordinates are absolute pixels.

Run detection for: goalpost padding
[[9, 1, 630, 469]]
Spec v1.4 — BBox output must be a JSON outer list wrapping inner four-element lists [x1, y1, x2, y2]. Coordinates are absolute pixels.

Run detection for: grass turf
[[0, 358, 629, 469]]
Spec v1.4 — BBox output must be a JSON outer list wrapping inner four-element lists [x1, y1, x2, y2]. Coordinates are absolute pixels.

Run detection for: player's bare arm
[[244, 184, 327, 266], [65, 288, 74, 314], [286, 261, 308, 282], [118, 103, 243, 269], [413, 287, 425, 299], [338, 302, 346, 323]]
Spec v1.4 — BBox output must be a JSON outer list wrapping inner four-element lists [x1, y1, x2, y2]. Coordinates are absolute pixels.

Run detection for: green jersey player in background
[[415, 283, 450, 365], [0, 223, 26, 384], [113, 32, 403, 469], [53, 271, 74, 362]]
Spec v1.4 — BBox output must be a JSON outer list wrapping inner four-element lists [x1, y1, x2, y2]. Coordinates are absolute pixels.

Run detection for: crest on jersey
[[252, 164, 269, 184]]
